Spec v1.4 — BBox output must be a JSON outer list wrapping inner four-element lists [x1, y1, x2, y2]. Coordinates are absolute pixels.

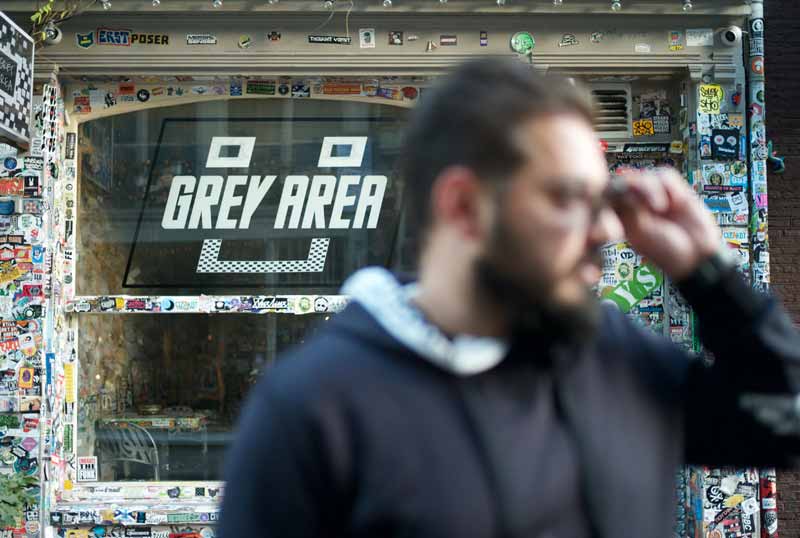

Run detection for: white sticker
[[742, 497, 759, 515], [77, 456, 98, 481], [359, 28, 376, 49], [635, 43, 651, 53], [686, 28, 714, 47], [727, 192, 748, 213], [720, 475, 740, 495], [762, 497, 777, 510]]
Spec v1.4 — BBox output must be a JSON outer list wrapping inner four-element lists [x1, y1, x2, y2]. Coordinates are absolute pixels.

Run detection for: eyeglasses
[[543, 174, 629, 229]]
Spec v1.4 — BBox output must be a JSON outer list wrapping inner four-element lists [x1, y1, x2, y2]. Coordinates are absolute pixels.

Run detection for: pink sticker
[[21, 437, 37, 452]]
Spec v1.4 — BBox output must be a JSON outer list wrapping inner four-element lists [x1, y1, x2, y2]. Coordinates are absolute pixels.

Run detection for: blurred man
[[221, 58, 800, 538]]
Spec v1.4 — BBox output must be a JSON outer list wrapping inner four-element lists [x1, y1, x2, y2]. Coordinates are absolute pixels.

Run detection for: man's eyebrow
[[539, 176, 593, 194]]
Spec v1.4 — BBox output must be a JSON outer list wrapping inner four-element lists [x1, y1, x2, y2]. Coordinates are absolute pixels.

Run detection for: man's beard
[[474, 217, 602, 345]]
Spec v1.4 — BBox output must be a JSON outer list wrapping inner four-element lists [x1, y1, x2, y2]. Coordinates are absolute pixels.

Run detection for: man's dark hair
[[401, 57, 595, 237]]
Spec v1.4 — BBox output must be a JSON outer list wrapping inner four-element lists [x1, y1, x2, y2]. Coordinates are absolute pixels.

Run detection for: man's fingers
[[618, 169, 669, 214]]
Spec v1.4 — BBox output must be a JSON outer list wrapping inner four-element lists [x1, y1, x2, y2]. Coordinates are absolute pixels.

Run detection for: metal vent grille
[[590, 84, 632, 139]]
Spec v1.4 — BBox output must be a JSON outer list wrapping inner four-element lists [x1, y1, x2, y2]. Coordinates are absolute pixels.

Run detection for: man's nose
[[589, 205, 624, 246]]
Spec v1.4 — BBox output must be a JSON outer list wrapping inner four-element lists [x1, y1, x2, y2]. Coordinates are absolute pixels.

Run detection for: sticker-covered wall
[[0, 76, 60, 538], [2, 3, 780, 538]]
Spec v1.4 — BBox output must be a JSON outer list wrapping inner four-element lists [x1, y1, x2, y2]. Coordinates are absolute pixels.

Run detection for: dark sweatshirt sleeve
[[219, 378, 336, 538], [679, 265, 800, 466]]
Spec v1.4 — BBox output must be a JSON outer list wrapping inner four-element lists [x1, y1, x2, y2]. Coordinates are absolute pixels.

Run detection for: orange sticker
[[633, 118, 655, 137], [751, 56, 765, 75]]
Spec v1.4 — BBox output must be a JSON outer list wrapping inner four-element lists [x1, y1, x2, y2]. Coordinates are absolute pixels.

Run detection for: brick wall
[[766, 0, 800, 535]]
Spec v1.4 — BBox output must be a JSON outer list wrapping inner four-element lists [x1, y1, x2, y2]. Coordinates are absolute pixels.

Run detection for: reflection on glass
[[77, 314, 324, 481], [77, 98, 413, 295]]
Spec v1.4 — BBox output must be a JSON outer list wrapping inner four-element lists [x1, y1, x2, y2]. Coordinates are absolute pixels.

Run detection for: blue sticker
[[46, 352, 55, 387], [76, 32, 95, 48], [3, 157, 17, 171], [703, 196, 732, 213], [32, 246, 44, 264], [230, 81, 243, 96]]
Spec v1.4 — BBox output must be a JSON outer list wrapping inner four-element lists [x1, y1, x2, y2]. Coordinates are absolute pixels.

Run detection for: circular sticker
[[14, 456, 37, 475], [238, 34, 253, 49], [401, 86, 418, 100], [278, 84, 289, 95], [314, 297, 329, 313], [619, 248, 636, 262], [756, 145, 769, 159], [756, 89, 765, 103], [709, 172, 723, 185], [3, 157, 17, 170], [751, 57, 764, 75], [137, 89, 150, 102], [713, 134, 724, 145], [752, 19, 764, 32], [726, 135, 737, 146], [161, 298, 174, 311], [617, 262, 633, 281], [298, 297, 312, 312], [510, 32, 535, 55]]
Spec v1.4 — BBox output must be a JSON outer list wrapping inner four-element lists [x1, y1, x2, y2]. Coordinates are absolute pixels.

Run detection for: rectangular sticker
[[77, 456, 98, 481], [686, 28, 714, 47]]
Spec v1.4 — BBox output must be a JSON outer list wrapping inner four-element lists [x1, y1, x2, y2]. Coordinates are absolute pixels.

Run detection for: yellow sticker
[[724, 494, 745, 507], [64, 479, 73, 490], [699, 84, 724, 114], [728, 114, 744, 128], [64, 363, 76, 404], [633, 118, 655, 137], [18, 367, 34, 389], [0, 266, 23, 285]]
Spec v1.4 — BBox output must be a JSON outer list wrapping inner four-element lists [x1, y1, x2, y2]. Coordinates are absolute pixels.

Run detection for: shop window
[[77, 313, 326, 481], [73, 96, 413, 482], [77, 98, 412, 296]]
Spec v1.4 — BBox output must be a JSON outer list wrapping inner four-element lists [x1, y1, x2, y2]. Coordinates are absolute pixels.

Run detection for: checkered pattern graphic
[[0, 16, 33, 146], [196, 238, 331, 273]]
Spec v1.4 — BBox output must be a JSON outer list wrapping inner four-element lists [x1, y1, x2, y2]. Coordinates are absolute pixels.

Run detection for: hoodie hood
[[341, 267, 509, 376]]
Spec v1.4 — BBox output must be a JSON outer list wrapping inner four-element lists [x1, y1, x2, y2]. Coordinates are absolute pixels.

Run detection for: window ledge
[[52, 482, 223, 527]]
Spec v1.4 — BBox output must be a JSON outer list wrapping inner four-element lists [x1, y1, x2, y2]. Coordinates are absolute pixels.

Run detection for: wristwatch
[[680, 248, 738, 289], [676, 247, 766, 320]]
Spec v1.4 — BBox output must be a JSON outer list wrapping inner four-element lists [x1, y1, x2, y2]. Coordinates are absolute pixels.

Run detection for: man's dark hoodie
[[220, 265, 800, 538]]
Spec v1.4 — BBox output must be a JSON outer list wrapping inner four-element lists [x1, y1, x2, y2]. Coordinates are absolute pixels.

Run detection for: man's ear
[[430, 166, 487, 241]]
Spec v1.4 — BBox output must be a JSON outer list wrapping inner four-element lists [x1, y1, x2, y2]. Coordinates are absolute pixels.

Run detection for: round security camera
[[720, 25, 742, 47], [43, 22, 62, 45]]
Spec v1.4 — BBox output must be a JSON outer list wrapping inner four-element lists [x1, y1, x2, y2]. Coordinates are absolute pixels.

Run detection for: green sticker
[[601, 262, 663, 313], [510, 32, 535, 55]]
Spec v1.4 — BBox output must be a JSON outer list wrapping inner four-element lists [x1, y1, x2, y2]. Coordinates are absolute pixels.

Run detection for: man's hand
[[613, 168, 721, 281]]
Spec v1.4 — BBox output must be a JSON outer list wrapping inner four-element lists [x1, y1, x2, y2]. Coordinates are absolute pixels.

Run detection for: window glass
[[77, 98, 412, 295], [77, 313, 325, 481]]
